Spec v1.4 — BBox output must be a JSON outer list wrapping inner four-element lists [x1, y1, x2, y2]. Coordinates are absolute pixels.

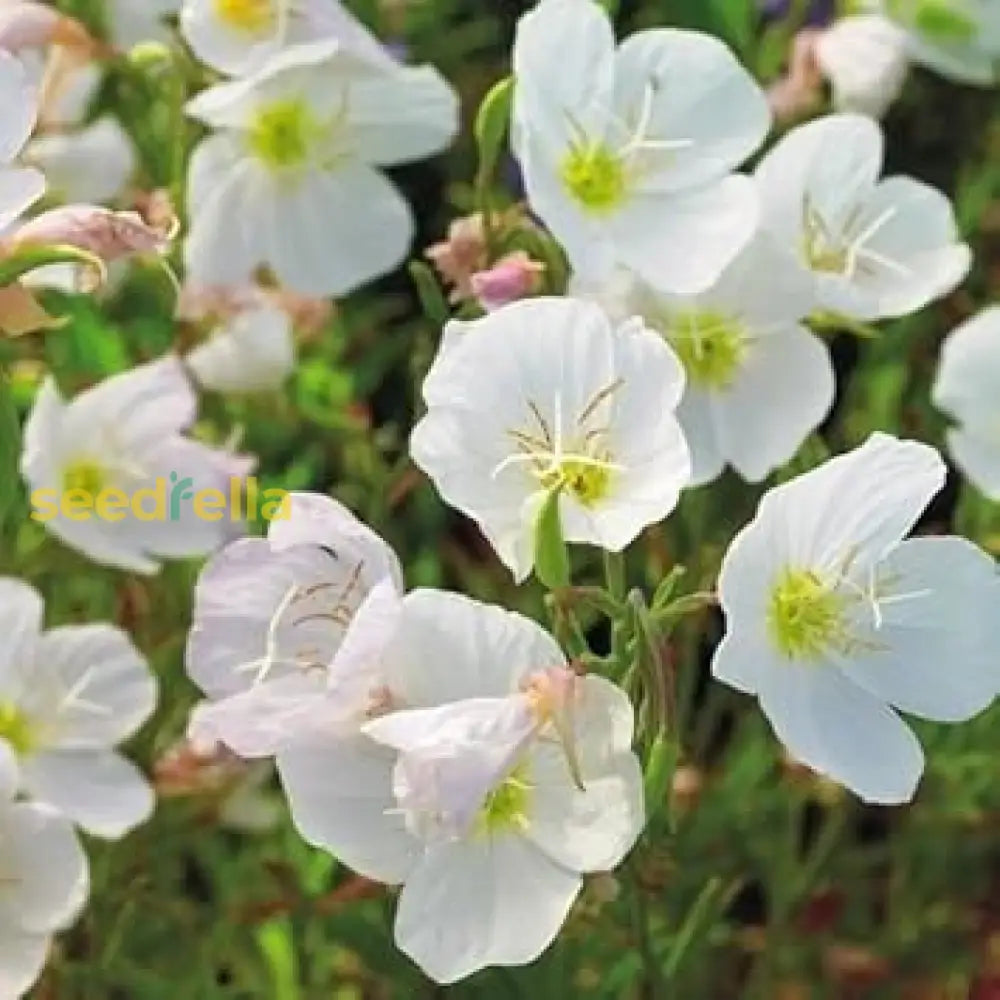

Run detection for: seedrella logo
[[31, 473, 291, 523]]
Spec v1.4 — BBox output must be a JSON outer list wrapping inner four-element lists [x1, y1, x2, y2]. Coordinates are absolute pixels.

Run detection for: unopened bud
[[470, 251, 545, 312]]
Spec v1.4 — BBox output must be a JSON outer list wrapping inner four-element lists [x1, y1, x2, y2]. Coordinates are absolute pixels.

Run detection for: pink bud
[[470, 251, 545, 312], [9, 205, 171, 263], [767, 29, 824, 124]]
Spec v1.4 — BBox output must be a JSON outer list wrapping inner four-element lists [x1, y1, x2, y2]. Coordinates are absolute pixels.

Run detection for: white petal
[[180, 0, 282, 76], [23, 117, 135, 204], [187, 673, 328, 758], [187, 303, 295, 394], [946, 426, 1000, 500], [184, 154, 268, 290], [714, 326, 835, 482], [932, 307, 1000, 426], [21, 749, 153, 839], [385, 590, 566, 707], [612, 175, 760, 295], [512, 0, 616, 146], [675, 387, 726, 487], [0, 166, 44, 231], [0, 51, 36, 161], [0, 928, 49, 1000], [523, 676, 643, 873], [346, 65, 458, 166], [266, 161, 412, 296], [0, 799, 87, 934], [0, 579, 42, 702], [850, 175, 971, 320], [739, 433, 945, 582], [755, 113, 883, 250], [267, 491, 402, 590], [613, 28, 770, 191], [186, 538, 355, 698], [394, 835, 581, 984], [835, 536, 1000, 722], [758, 657, 924, 804], [30, 625, 156, 749], [277, 733, 418, 883]]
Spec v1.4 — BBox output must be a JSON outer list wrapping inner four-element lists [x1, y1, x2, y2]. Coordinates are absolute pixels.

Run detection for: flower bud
[[815, 16, 909, 119], [0, 2, 100, 55], [470, 251, 545, 312]]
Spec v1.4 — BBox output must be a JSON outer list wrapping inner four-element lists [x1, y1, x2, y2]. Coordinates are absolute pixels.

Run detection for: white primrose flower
[[279, 589, 644, 984], [511, 0, 771, 294], [186, 296, 296, 393], [0, 579, 157, 838], [181, 0, 396, 77], [868, 0, 1000, 85], [0, 787, 88, 1000], [21, 356, 255, 575], [815, 16, 910, 118], [23, 117, 136, 204], [183, 39, 458, 297], [0, 50, 44, 232], [754, 113, 971, 322], [932, 307, 1000, 498], [573, 233, 833, 486], [185, 491, 405, 760], [712, 433, 1000, 804], [410, 297, 691, 582]]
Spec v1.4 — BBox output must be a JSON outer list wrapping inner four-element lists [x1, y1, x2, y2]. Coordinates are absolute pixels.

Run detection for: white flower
[[186, 296, 295, 393], [0, 789, 88, 1000], [815, 16, 909, 118], [105, 0, 180, 50], [183, 39, 458, 297], [23, 117, 136, 204], [0, 50, 44, 233], [280, 589, 644, 984], [186, 491, 405, 759], [511, 0, 770, 294], [870, 0, 1000, 85], [0, 578, 157, 838], [932, 307, 1000, 498], [181, 0, 395, 77], [21, 356, 255, 574], [573, 233, 833, 486], [410, 297, 691, 582], [712, 433, 1000, 804], [754, 113, 971, 321]]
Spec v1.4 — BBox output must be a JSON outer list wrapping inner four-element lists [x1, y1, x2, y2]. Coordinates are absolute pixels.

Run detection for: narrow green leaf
[[408, 260, 450, 328], [474, 76, 514, 187], [643, 732, 679, 823], [0, 371, 21, 530]]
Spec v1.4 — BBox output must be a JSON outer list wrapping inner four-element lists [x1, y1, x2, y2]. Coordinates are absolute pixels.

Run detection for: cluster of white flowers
[[0, 0, 996, 992]]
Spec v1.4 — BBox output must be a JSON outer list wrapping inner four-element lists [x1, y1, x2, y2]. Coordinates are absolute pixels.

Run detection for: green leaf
[[474, 76, 514, 187], [0, 371, 21, 530], [643, 732, 679, 823], [534, 487, 570, 589], [408, 260, 450, 328]]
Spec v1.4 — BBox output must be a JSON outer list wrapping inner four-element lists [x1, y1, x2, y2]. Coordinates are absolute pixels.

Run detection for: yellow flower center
[[248, 98, 319, 171], [0, 702, 35, 756], [63, 458, 105, 498], [767, 568, 849, 661], [539, 458, 612, 507], [476, 763, 531, 834], [213, 0, 277, 33], [666, 310, 747, 390], [560, 142, 627, 215]]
